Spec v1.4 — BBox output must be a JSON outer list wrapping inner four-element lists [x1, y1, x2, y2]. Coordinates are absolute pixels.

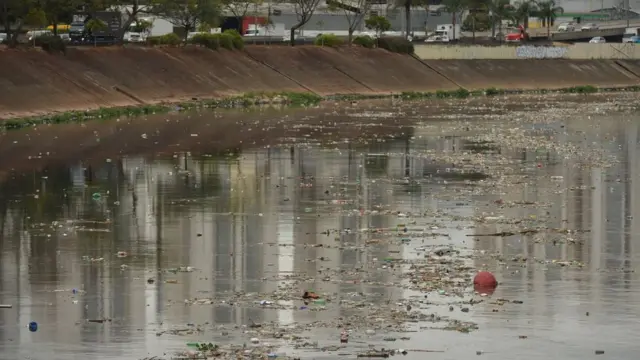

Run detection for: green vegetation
[[147, 33, 182, 46], [560, 85, 597, 94], [424, 0, 565, 40], [188, 32, 244, 50], [223, 29, 244, 49], [4, 85, 639, 131], [314, 34, 343, 47], [484, 87, 501, 96], [190, 33, 221, 49], [353, 35, 375, 48], [218, 32, 235, 49], [377, 37, 414, 54], [2, 92, 323, 131], [35, 35, 67, 53], [364, 15, 390, 37]]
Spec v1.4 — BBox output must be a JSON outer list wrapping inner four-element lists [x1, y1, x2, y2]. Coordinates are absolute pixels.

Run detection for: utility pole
[[627, 0, 630, 28]]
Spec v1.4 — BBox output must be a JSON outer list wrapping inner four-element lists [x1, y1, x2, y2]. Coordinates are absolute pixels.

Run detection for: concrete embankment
[[0, 45, 639, 119], [422, 59, 640, 90]]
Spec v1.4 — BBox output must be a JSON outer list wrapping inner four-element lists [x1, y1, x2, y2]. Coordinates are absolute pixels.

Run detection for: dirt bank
[[1, 46, 639, 119]]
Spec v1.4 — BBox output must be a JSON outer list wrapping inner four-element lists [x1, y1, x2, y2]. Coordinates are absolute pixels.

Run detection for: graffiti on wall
[[515, 46, 568, 59]]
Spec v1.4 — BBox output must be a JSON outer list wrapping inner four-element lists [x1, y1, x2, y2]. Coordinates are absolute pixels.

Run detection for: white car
[[124, 32, 145, 42], [557, 23, 575, 32], [589, 36, 606, 43], [26, 29, 53, 41], [425, 35, 450, 43], [581, 23, 599, 31]]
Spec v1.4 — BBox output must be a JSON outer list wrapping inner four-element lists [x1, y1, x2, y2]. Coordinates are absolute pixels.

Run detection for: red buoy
[[473, 271, 497, 288]]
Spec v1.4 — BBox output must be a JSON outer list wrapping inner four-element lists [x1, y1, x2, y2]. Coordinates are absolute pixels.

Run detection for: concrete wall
[[1, 46, 639, 120], [415, 43, 640, 59], [423, 59, 640, 90]]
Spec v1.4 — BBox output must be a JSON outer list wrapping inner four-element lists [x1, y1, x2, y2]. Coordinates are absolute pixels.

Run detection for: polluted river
[[0, 93, 639, 359]]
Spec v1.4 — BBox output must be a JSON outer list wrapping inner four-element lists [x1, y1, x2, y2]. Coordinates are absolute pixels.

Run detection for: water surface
[[1, 94, 640, 359]]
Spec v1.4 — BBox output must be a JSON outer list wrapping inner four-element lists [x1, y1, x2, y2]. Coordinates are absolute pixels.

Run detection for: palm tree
[[443, 0, 468, 41], [486, 0, 512, 38], [513, 0, 537, 30], [466, 0, 486, 42], [535, 0, 563, 39], [394, 0, 429, 39]]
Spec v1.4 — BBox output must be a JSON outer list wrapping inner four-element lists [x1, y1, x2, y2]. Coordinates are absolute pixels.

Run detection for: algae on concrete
[[3, 86, 640, 131]]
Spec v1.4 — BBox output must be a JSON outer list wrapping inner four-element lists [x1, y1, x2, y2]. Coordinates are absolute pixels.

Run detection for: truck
[[425, 24, 460, 42], [244, 23, 285, 38], [505, 25, 529, 42], [623, 27, 640, 43], [68, 12, 121, 44]]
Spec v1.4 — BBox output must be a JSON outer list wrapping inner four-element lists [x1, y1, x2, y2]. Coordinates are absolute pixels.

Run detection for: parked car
[[26, 29, 53, 42], [581, 23, 599, 31], [124, 32, 145, 43], [557, 22, 575, 32], [425, 35, 450, 43], [0, 32, 7, 43], [631, 35, 640, 43], [505, 32, 524, 42], [589, 36, 606, 43]]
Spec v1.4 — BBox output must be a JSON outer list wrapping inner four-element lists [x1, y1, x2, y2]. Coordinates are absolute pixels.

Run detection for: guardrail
[[550, 27, 624, 41]]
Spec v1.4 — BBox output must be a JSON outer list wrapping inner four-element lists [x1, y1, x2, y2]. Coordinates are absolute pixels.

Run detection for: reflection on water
[[1, 99, 640, 359]]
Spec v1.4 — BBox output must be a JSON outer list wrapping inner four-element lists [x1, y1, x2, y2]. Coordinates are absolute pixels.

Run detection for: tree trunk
[[491, 15, 496, 38], [118, 16, 137, 44], [53, 19, 58, 36], [472, 14, 476, 43], [348, 28, 353, 45], [404, 0, 411, 39], [10, 20, 23, 48], [452, 12, 456, 40], [290, 25, 299, 46], [184, 24, 192, 43]]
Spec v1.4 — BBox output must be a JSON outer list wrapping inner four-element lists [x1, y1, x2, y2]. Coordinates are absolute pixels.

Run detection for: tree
[[442, 0, 467, 40], [2, 0, 39, 47], [364, 14, 390, 37], [513, 0, 536, 30], [465, 0, 486, 42], [220, 0, 262, 18], [486, 0, 512, 38], [86, 0, 164, 42], [25, 8, 48, 28], [131, 18, 152, 34], [86, 17, 107, 45], [393, 0, 414, 39], [327, 0, 372, 44], [155, 0, 221, 41], [25, 8, 48, 45], [290, 0, 321, 46], [535, 0, 562, 39], [38, 0, 81, 35]]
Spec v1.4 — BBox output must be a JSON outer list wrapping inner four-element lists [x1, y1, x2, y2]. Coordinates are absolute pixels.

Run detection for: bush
[[314, 33, 343, 47], [190, 33, 220, 49], [377, 37, 414, 54], [35, 35, 66, 53], [353, 35, 375, 48], [219, 33, 235, 49], [189, 31, 244, 50], [223, 29, 244, 49], [147, 32, 181, 46]]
